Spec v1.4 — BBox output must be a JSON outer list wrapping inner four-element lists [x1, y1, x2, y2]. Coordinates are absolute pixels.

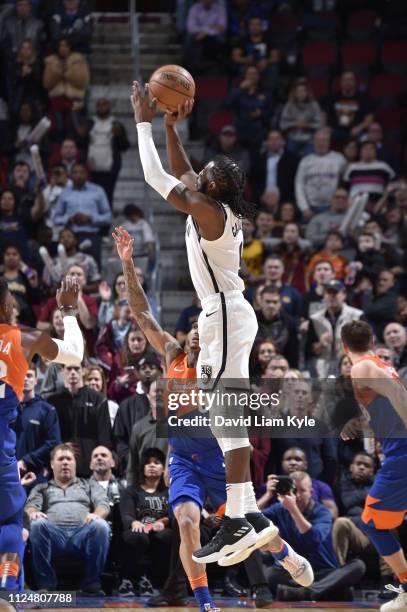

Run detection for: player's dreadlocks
[[212, 155, 258, 220]]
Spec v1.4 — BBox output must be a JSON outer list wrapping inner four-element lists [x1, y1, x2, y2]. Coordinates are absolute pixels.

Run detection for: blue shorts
[[362, 456, 407, 530], [168, 451, 226, 513]]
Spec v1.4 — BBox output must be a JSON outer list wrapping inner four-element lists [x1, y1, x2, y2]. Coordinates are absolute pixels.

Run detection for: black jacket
[[256, 310, 299, 368], [250, 149, 299, 203], [113, 393, 150, 475]]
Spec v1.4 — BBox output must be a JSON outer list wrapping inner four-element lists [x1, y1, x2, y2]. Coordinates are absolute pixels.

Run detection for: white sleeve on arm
[[51, 315, 84, 365], [136, 122, 182, 199]]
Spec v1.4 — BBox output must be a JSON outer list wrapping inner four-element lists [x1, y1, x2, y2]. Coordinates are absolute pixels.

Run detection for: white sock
[[243, 481, 259, 514], [225, 483, 246, 518]]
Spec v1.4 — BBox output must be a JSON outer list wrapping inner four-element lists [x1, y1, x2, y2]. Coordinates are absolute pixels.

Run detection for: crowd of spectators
[[2, 0, 407, 603]]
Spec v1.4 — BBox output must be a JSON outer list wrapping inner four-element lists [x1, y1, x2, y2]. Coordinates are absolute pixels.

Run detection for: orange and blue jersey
[[353, 354, 407, 530], [0, 324, 29, 521]]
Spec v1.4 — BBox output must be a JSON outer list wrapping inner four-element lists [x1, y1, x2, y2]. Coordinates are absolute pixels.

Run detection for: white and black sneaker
[[218, 512, 279, 566], [380, 585, 407, 611], [192, 516, 257, 564], [279, 543, 314, 587]]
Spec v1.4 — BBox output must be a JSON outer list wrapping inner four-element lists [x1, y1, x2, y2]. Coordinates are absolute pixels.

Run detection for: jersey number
[[0, 360, 8, 399]]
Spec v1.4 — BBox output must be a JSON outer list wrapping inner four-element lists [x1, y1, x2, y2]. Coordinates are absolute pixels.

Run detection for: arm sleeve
[[51, 315, 84, 365]]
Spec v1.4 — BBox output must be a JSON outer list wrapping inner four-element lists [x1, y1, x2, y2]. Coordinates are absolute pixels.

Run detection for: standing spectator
[[280, 79, 322, 156], [361, 269, 398, 340], [95, 299, 133, 370], [8, 39, 44, 115], [295, 129, 346, 220], [49, 0, 93, 55], [202, 125, 250, 174], [15, 367, 61, 481], [175, 293, 202, 345], [305, 188, 349, 248], [1, 243, 41, 326], [1, 0, 44, 61], [120, 204, 155, 272], [119, 448, 171, 597], [25, 443, 110, 595], [326, 70, 373, 144], [86, 98, 130, 206], [306, 230, 348, 285], [53, 162, 112, 265], [343, 141, 395, 204], [184, 0, 226, 74], [224, 65, 272, 149], [106, 324, 149, 398], [48, 138, 80, 177], [250, 129, 298, 203], [37, 263, 98, 355], [383, 322, 407, 369], [306, 280, 364, 377], [47, 365, 112, 477], [84, 366, 119, 427], [256, 287, 299, 367], [302, 260, 334, 318]]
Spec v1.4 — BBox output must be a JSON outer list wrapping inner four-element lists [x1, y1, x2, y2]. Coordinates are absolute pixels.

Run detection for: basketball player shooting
[[341, 320, 407, 612], [0, 277, 84, 591], [130, 81, 313, 582]]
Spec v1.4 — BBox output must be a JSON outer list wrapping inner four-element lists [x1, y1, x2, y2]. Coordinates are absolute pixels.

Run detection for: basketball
[[148, 65, 195, 113]]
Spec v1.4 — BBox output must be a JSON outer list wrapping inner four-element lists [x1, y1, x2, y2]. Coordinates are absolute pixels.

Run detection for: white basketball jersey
[[185, 202, 245, 300]]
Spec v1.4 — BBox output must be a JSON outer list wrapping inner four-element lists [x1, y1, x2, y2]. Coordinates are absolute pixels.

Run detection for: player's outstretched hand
[[165, 99, 194, 127], [131, 81, 157, 124], [112, 226, 134, 262], [56, 276, 80, 310]]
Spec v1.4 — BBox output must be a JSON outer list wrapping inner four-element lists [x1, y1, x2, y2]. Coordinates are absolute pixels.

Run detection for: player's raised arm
[[112, 226, 178, 359], [26, 277, 84, 364], [164, 101, 197, 191]]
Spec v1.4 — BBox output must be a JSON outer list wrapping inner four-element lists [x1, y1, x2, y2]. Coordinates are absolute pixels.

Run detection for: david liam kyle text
[[167, 414, 317, 428]]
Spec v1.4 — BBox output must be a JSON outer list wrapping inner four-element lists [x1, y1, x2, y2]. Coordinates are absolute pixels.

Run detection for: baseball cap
[[324, 279, 345, 293], [220, 125, 236, 135], [136, 351, 162, 370]]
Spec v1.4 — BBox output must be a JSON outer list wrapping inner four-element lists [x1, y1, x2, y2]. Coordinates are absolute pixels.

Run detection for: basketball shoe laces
[[279, 550, 306, 579], [385, 585, 405, 595]]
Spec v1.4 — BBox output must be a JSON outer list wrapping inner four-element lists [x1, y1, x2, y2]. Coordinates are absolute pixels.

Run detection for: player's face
[[196, 163, 213, 194], [186, 322, 200, 352], [350, 455, 374, 482], [52, 450, 76, 481], [282, 450, 307, 474], [144, 456, 164, 479], [23, 369, 36, 393]]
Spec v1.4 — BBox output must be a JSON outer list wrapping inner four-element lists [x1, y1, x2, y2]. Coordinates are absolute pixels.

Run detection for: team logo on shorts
[[201, 365, 212, 385]]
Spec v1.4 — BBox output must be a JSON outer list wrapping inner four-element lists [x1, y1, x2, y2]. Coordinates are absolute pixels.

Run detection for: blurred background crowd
[[1, 0, 407, 603]]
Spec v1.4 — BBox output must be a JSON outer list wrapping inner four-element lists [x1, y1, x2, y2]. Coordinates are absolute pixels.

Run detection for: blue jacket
[[263, 500, 338, 571], [14, 395, 61, 473]]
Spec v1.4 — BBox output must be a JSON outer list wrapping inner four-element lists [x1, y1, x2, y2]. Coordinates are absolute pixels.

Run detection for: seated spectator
[[259, 187, 280, 215], [43, 38, 90, 136], [7, 38, 44, 115], [15, 366, 61, 482], [9, 161, 43, 237], [49, 0, 93, 55], [127, 383, 169, 485], [250, 339, 277, 380], [53, 162, 112, 265], [48, 138, 81, 177], [250, 129, 298, 203], [306, 230, 348, 286], [224, 65, 272, 148], [230, 16, 279, 89], [1, 0, 44, 62], [202, 124, 250, 174], [175, 293, 202, 345], [264, 223, 310, 293], [242, 217, 264, 284], [375, 344, 394, 365], [383, 322, 407, 370], [262, 471, 365, 601], [107, 325, 150, 402], [271, 201, 301, 238], [120, 204, 155, 272], [184, 0, 227, 74], [84, 366, 119, 427], [0, 190, 28, 257], [37, 262, 98, 355], [302, 260, 334, 318], [86, 97, 130, 206], [47, 365, 112, 477], [366, 122, 398, 172], [295, 129, 346, 220], [326, 70, 373, 144], [306, 280, 364, 377], [262, 353, 289, 380], [25, 443, 110, 595], [305, 188, 349, 248], [119, 448, 171, 597], [343, 141, 395, 205], [1, 242, 41, 326], [98, 273, 128, 328], [333, 453, 391, 582], [342, 139, 359, 165], [256, 286, 299, 367], [95, 299, 133, 370], [361, 269, 398, 340], [43, 227, 100, 292], [255, 209, 274, 240], [280, 79, 322, 157], [89, 446, 124, 529], [246, 255, 303, 319], [257, 448, 338, 518]]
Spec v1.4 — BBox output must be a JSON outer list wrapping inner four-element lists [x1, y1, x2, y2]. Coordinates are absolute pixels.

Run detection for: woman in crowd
[[108, 324, 148, 403], [280, 78, 322, 156], [250, 339, 277, 381], [98, 273, 128, 327], [84, 365, 119, 427], [272, 201, 301, 237], [118, 448, 172, 597], [96, 299, 133, 369]]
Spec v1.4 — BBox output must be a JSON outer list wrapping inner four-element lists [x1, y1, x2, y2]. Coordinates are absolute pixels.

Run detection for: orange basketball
[[149, 65, 195, 113]]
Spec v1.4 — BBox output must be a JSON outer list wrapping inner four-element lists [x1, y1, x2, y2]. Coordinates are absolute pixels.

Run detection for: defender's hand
[[112, 226, 134, 262], [131, 81, 157, 123], [164, 99, 194, 127], [56, 276, 80, 310]]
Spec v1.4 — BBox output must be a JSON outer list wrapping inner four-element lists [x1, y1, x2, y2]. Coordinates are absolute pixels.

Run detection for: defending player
[[0, 276, 84, 590], [130, 80, 280, 566], [341, 320, 407, 612]]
